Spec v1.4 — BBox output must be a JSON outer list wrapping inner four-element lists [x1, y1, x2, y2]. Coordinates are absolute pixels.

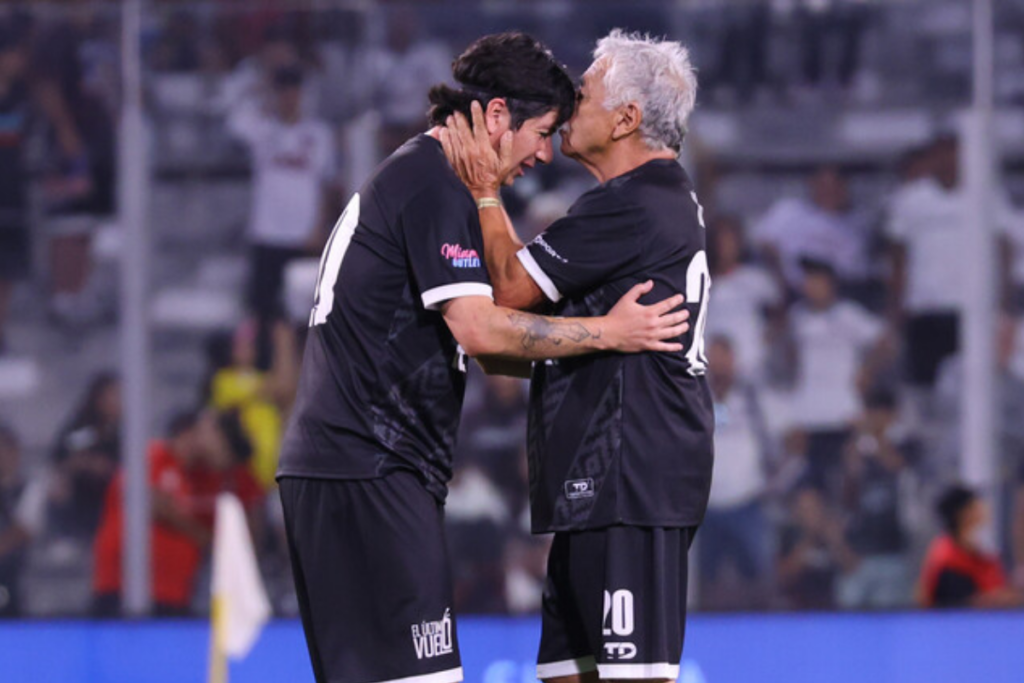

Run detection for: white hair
[[593, 29, 698, 153]]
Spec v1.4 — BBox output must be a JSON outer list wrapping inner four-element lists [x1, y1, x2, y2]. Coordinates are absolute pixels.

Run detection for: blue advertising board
[[0, 612, 1021, 683]]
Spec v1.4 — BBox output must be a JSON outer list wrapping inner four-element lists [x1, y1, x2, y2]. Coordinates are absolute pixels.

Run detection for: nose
[[537, 136, 554, 164]]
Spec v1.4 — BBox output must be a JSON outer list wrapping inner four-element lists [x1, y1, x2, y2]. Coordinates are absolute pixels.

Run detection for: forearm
[[477, 306, 611, 360], [477, 203, 544, 310]]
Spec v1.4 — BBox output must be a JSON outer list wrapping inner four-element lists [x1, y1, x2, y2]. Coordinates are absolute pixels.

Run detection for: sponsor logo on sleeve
[[564, 478, 595, 500], [531, 235, 568, 263], [411, 608, 455, 660], [441, 244, 481, 268]]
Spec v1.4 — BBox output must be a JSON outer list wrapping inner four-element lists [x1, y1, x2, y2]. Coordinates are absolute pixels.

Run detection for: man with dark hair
[[276, 32, 690, 683]]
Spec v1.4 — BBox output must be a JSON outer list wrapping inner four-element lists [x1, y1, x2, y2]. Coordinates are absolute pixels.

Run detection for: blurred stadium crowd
[[2, 0, 1024, 618]]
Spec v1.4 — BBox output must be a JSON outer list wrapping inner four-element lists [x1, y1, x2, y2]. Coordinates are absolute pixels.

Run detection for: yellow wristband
[[476, 197, 502, 210]]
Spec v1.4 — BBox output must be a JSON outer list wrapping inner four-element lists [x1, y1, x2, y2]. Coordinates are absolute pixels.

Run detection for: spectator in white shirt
[[752, 165, 872, 294], [786, 257, 891, 496], [228, 64, 336, 367], [700, 336, 775, 609], [707, 214, 785, 384], [368, 11, 452, 155], [886, 134, 1022, 390]]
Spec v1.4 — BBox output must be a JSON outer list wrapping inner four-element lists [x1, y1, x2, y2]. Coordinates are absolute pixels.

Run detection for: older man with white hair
[[441, 30, 713, 683]]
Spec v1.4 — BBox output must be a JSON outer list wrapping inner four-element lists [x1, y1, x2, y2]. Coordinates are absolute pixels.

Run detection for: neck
[[583, 141, 677, 184]]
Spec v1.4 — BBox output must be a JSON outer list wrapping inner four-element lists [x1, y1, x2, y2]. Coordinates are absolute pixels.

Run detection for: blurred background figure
[[227, 63, 336, 370], [0, 422, 47, 617], [33, 8, 117, 329], [777, 484, 859, 610], [783, 257, 892, 497], [367, 9, 451, 154], [837, 388, 916, 608], [0, 21, 31, 355], [752, 165, 872, 296], [206, 320, 298, 490], [707, 214, 785, 384], [92, 410, 213, 617], [48, 372, 121, 544], [918, 484, 1023, 609], [701, 336, 775, 610]]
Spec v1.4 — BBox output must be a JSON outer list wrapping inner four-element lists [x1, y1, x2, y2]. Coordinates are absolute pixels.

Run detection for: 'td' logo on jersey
[[564, 478, 595, 500], [441, 244, 481, 268]]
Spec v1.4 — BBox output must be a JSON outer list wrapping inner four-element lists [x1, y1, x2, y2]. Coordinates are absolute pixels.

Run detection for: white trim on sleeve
[[516, 247, 562, 303], [536, 657, 596, 679], [421, 282, 494, 311], [369, 666, 463, 683], [596, 662, 680, 680]]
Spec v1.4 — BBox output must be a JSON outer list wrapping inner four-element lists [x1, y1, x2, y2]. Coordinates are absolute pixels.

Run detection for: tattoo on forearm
[[507, 313, 600, 350]]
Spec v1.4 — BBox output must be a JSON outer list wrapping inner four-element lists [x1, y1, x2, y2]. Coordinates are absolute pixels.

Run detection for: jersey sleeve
[[517, 188, 643, 302], [403, 186, 493, 311]]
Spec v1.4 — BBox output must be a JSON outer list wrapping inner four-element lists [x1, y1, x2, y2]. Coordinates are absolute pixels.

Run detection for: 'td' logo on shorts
[[411, 608, 454, 660], [564, 478, 595, 500]]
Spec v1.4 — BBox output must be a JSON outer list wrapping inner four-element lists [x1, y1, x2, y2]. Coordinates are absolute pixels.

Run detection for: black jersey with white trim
[[278, 135, 493, 501], [520, 159, 714, 532]]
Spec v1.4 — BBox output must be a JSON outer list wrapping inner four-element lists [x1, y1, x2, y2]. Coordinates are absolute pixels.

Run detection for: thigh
[[537, 533, 598, 681], [280, 474, 462, 683], [552, 526, 692, 682]]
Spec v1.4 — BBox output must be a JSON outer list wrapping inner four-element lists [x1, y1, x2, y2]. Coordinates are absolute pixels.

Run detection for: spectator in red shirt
[[186, 411, 264, 539], [92, 410, 213, 617], [918, 485, 1024, 608]]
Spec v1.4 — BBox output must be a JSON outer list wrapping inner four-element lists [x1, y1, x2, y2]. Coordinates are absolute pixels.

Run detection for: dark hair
[[864, 386, 897, 412], [272, 64, 304, 89], [936, 485, 976, 534], [216, 411, 253, 465], [427, 32, 575, 132], [167, 409, 202, 439], [799, 256, 837, 280], [68, 372, 120, 431]]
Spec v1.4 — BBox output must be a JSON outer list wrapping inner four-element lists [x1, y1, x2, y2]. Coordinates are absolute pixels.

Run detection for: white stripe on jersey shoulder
[[421, 282, 494, 311], [516, 247, 562, 303], [536, 656, 596, 678], [597, 662, 681, 680], [370, 666, 464, 683]]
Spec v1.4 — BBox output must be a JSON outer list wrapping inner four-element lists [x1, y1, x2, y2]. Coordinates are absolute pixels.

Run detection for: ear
[[484, 98, 511, 138], [611, 102, 642, 141]]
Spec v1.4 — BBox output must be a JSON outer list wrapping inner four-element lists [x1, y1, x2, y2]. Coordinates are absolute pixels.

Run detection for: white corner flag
[[208, 493, 272, 683]]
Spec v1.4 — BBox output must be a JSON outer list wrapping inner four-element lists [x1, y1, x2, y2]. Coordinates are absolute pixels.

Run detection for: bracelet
[[476, 197, 502, 210]]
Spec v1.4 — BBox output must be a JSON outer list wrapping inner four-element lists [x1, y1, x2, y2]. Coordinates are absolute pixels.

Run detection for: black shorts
[[248, 244, 307, 320], [279, 473, 463, 683], [0, 223, 30, 281], [537, 525, 694, 681], [905, 312, 959, 388]]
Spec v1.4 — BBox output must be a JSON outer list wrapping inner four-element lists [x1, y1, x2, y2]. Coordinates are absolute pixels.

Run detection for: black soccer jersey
[[277, 135, 493, 502], [518, 159, 714, 532]]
